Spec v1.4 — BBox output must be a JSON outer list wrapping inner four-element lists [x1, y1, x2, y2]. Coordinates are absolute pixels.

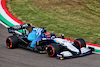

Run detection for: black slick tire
[[74, 38, 86, 49], [46, 43, 60, 57], [6, 36, 19, 49]]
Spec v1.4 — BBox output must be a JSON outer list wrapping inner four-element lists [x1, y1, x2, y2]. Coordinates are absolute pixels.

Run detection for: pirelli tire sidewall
[[74, 38, 86, 49], [47, 43, 60, 57], [6, 36, 19, 49]]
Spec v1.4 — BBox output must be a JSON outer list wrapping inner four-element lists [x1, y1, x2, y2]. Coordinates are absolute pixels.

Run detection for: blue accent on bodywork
[[53, 39, 58, 43], [27, 28, 44, 48]]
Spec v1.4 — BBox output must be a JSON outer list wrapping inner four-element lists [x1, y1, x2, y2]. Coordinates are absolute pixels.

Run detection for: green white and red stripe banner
[[0, 0, 24, 27], [0, 0, 100, 53]]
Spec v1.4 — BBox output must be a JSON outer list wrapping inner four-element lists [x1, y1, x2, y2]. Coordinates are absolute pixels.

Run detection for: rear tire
[[74, 38, 86, 49], [6, 36, 19, 49], [46, 43, 60, 57]]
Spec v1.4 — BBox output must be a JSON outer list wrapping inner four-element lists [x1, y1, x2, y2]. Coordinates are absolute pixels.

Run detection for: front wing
[[56, 48, 92, 60]]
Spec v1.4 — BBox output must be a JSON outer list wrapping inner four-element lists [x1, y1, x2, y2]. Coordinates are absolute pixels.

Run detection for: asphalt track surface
[[0, 24, 100, 67]]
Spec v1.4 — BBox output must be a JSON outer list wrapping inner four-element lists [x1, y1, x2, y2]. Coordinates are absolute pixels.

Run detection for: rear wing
[[8, 23, 31, 34]]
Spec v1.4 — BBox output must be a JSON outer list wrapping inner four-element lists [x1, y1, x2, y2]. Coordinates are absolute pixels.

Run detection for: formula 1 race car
[[6, 24, 93, 60]]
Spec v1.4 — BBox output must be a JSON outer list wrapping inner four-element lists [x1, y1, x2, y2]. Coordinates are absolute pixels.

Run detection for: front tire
[[6, 36, 19, 49], [46, 43, 60, 57], [74, 38, 86, 49]]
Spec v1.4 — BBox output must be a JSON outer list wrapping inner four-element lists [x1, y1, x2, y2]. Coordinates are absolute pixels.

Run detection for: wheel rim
[[48, 47, 53, 55]]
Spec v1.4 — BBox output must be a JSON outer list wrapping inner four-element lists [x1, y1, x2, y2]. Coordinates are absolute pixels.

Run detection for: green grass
[[6, 0, 100, 44]]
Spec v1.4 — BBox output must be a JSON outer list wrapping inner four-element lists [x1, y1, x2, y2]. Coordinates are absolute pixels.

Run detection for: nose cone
[[64, 42, 80, 53]]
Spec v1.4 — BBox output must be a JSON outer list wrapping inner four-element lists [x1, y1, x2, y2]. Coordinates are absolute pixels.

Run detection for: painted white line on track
[[86, 45, 100, 50], [0, 20, 9, 28], [0, 20, 22, 35], [92, 51, 100, 54]]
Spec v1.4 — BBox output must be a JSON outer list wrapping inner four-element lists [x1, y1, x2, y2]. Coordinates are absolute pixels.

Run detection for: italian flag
[[0, 0, 100, 53]]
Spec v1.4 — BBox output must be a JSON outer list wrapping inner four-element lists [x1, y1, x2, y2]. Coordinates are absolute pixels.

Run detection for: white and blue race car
[[6, 23, 93, 60]]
